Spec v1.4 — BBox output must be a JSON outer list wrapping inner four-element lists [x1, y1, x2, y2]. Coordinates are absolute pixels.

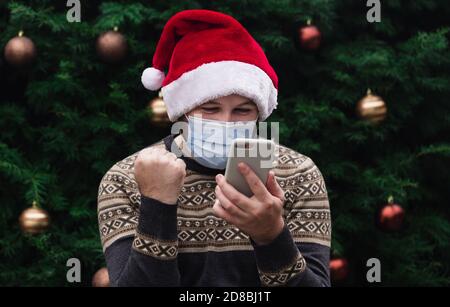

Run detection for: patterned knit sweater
[[97, 134, 331, 287]]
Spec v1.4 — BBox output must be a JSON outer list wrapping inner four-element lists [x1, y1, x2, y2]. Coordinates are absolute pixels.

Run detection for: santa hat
[[141, 9, 278, 121]]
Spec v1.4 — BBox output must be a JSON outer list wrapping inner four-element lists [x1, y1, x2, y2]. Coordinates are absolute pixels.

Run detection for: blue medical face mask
[[185, 115, 257, 169]]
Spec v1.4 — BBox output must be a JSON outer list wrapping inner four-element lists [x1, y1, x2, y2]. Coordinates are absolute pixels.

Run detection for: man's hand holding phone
[[213, 162, 286, 246]]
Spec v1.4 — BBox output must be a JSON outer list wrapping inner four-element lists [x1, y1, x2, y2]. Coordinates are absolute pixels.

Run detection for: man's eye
[[202, 107, 220, 113], [234, 108, 251, 113]]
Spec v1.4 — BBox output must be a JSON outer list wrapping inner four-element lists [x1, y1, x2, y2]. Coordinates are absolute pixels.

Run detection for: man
[[97, 9, 331, 287]]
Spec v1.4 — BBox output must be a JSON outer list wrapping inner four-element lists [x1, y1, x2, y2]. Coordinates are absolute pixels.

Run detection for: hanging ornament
[[148, 91, 171, 127], [378, 195, 405, 232], [92, 267, 110, 287], [298, 19, 321, 50], [356, 89, 387, 124], [18, 201, 50, 234], [96, 26, 128, 63], [329, 258, 349, 282], [4, 31, 37, 67]]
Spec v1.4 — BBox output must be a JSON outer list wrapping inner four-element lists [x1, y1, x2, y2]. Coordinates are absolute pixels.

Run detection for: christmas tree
[[1, 0, 449, 286]]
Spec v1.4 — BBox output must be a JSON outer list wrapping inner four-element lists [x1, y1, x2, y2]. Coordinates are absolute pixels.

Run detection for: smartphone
[[224, 138, 276, 197]]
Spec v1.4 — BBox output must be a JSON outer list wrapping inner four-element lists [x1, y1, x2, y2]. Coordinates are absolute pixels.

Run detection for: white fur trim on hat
[[161, 61, 278, 121], [141, 67, 165, 90]]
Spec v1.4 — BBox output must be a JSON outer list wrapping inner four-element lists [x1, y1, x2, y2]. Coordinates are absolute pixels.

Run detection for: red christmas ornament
[[96, 27, 128, 63], [378, 196, 405, 231], [298, 19, 321, 50], [329, 258, 349, 282], [4, 31, 37, 67]]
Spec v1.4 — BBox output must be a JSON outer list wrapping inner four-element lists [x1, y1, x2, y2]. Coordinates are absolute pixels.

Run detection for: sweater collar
[[163, 134, 225, 176]]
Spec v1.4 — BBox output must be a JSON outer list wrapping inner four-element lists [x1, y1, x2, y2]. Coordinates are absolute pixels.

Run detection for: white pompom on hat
[[141, 67, 165, 91]]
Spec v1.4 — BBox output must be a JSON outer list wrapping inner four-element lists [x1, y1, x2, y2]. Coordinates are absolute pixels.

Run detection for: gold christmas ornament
[[356, 89, 387, 124], [96, 27, 128, 63], [19, 201, 50, 234], [149, 91, 171, 127], [92, 267, 110, 287], [4, 31, 37, 67]]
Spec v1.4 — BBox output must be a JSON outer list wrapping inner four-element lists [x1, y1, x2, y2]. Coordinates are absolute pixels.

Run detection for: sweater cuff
[[251, 224, 307, 286], [251, 223, 300, 272], [137, 195, 178, 241]]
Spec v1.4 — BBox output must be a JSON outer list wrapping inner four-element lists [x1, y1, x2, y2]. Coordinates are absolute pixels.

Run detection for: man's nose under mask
[[185, 115, 257, 169]]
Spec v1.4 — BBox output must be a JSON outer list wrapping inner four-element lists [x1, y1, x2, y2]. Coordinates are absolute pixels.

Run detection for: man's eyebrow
[[203, 100, 221, 105], [203, 99, 254, 106], [237, 100, 255, 107]]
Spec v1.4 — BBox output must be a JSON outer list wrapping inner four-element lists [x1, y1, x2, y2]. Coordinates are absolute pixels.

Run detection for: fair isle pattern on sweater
[[258, 252, 307, 286], [97, 138, 331, 256]]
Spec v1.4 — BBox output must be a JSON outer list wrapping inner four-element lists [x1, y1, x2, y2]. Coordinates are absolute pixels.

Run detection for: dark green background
[[1, 0, 449, 286]]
